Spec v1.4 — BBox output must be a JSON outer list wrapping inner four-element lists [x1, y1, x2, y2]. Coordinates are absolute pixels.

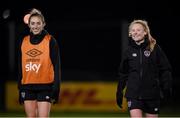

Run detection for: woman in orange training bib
[[18, 8, 61, 117]]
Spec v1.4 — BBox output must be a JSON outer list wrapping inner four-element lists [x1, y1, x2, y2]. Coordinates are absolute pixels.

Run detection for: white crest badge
[[128, 100, 132, 108], [144, 50, 151, 57], [21, 92, 25, 98], [132, 53, 137, 57]]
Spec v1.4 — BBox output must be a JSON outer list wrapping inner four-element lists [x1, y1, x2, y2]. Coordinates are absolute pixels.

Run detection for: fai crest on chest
[[144, 50, 151, 57]]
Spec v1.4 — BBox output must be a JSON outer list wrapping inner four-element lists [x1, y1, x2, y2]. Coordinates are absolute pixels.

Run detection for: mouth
[[33, 30, 39, 33], [132, 36, 139, 39]]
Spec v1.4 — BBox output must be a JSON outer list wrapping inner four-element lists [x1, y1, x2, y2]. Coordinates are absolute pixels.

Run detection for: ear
[[43, 22, 46, 27], [144, 31, 148, 35], [28, 24, 31, 29], [28, 23, 32, 32], [23, 14, 30, 24], [28, 22, 32, 29]]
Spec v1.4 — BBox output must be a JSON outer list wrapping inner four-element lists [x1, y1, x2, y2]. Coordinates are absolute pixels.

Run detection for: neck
[[135, 39, 144, 45]]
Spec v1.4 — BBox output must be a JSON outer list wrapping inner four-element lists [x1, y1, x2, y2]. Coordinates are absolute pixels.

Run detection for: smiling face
[[129, 23, 147, 43], [28, 15, 45, 35]]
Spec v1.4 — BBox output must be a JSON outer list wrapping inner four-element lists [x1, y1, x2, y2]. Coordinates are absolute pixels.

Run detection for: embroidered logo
[[132, 53, 137, 57], [21, 92, 25, 98], [154, 108, 158, 111], [128, 100, 132, 108], [26, 48, 42, 57], [144, 50, 151, 57], [46, 96, 50, 99]]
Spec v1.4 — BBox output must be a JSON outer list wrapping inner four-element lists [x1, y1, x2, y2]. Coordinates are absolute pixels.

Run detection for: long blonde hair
[[128, 19, 156, 51]]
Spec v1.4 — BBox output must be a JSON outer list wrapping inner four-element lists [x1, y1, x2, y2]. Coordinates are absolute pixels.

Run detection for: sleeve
[[116, 50, 129, 108], [50, 36, 61, 104], [17, 37, 24, 104], [156, 45, 172, 98], [117, 50, 129, 91]]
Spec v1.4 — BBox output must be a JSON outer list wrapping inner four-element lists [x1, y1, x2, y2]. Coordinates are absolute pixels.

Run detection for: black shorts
[[127, 98, 160, 114], [20, 89, 52, 103]]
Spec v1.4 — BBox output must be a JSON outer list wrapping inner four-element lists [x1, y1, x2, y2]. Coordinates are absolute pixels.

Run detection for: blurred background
[[0, 0, 180, 117]]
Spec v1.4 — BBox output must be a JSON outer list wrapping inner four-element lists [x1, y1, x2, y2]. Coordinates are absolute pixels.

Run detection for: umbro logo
[[26, 48, 42, 57]]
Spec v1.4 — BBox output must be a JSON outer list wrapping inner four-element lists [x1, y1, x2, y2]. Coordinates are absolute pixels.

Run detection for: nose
[[133, 31, 137, 35]]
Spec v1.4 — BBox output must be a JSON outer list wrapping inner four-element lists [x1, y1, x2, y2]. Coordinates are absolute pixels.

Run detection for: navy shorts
[[20, 89, 52, 103], [127, 98, 160, 114]]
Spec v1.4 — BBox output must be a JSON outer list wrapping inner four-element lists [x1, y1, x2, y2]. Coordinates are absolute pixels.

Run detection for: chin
[[133, 38, 142, 41], [133, 39, 139, 42], [33, 32, 40, 35]]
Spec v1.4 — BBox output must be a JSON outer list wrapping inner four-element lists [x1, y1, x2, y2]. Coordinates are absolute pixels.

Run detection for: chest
[[127, 48, 157, 67]]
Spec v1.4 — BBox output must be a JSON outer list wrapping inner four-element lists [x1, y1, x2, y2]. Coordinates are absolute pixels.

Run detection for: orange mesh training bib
[[21, 35, 54, 84]]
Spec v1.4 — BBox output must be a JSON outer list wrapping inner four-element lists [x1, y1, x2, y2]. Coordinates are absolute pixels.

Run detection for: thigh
[[37, 101, 51, 117], [130, 109, 143, 117], [22, 90, 38, 117], [145, 113, 158, 118], [36, 90, 52, 116], [24, 100, 37, 117], [127, 98, 144, 117]]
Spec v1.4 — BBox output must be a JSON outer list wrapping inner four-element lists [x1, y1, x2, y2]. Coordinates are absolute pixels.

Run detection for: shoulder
[[49, 35, 58, 45], [121, 46, 131, 58], [48, 35, 59, 50], [43, 34, 57, 45], [22, 35, 30, 41], [153, 44, 164, 53], [153, 44, 168, 58], [154, 43, 160, 49], [20, 35, 30, 45]]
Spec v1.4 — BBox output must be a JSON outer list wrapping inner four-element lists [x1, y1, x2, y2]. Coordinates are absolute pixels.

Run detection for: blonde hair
[[28, 8, 46, 25], [128, 19, 156, 51]]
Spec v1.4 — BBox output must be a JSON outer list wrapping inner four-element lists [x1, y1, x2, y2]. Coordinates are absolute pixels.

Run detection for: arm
[[50, 36, 61, 104], [156, 45, 172, 97], [17, 37, 23, 104], [17, 39, 23, 90], [117, 50, 129, 91], [116, 50, 129, 108]]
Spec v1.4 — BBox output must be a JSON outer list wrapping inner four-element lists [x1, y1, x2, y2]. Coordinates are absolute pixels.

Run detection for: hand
[[162, 88, 172, 100], [116, 90, 123, 108], [51, 89, 60, 104], [19, 90, 25, 104], [160, 88, 172, 107]]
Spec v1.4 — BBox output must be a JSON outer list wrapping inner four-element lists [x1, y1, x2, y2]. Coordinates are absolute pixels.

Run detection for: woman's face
[[28, 16, 44, 35], [129, 23, 147, 42]]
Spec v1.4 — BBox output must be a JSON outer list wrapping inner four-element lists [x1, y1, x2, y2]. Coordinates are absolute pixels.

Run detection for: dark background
[[0, 0, 180, 111]]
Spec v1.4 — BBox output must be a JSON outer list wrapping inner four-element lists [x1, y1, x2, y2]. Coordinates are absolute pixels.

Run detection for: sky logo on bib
[[25, 62, 41, 73]]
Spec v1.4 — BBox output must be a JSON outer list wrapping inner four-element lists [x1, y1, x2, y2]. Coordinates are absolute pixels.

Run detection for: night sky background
[[0, 0, 180, 111]]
